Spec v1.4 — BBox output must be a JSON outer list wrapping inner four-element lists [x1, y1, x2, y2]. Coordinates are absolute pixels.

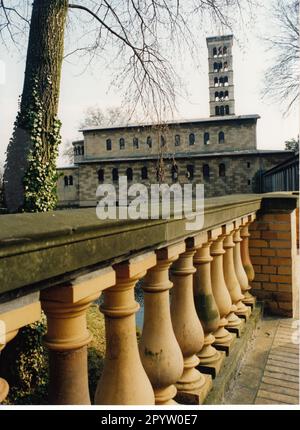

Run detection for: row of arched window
[[215, 106, 230, 116], [64, 175, 73, 186], [98, 167, 148, 183], [105, 131, 225, 150], [74, 146, 84, 156], [97, 163, 227, 183], [213, 62, 228, 72], [215, 91, 229, 101], [214, 76, 228, 87], [213, 46, 228, 57]]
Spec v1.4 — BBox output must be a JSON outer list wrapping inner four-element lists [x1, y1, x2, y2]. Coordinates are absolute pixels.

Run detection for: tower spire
[[206, 35, 235, 117]]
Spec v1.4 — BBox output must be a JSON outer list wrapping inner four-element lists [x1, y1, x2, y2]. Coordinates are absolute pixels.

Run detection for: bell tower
[[206, 35, 235, 117]]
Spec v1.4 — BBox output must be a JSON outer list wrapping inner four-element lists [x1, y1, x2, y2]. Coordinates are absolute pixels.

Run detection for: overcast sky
[[0, 0, 299, 168]]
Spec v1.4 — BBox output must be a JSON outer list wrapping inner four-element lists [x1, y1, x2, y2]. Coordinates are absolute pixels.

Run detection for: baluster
[[223, 223, 245, 336], [0, 295, 41, 403], [139, 243, 184, 405], [171, 241, 212, 404], [0, 330, 18, 403], [210, 226, 235, 354], [233, 219, 253, 314], [193, 228, 225, 378], [42, 267, 115, 405], [240, 214, 256, 306], [95, 253, 156, 405]]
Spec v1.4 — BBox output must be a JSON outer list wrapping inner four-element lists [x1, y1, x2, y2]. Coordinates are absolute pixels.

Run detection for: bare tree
[[80, 105, 138, 128], [0, 0, 254, 212], [262, 0, 299, 114]]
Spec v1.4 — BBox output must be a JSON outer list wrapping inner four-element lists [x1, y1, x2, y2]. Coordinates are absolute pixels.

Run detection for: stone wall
[[77, 152, 292, 206], [57, 167, 79, 206], [83, 117, 257, 160]]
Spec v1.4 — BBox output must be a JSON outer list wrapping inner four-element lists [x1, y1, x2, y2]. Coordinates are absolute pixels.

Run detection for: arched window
[[81, 146, 84, 155], [112, 168, 119, 182], [215, 106, 220, 116], [189, 133, 195, 145], [106, 139, 112, 150], [219, 62, 222, 71], [64, 176, 68, 186], [175, 134, 180, 146], [204, 132, 210, 145], [171, 165, 178, 182], [223, 46, 228, 55], [218, 131, 225, 144], [225, 105, 230, 115], [98, 168, 104, 182], [126, 167, 133, 181], [224, 61, 228, 71], [214, 77, 218, 87], [219, 77, 224, 86], [220, 105, 225, 116], [160, 135, 166, 147], [224, 76, 228, 86], [215, 91, 219, 101], [219, 91, 224, 100], [141, 166, 148, 180], [213, 62, 218, 72], [219, 163, 226, 177], [213, 47, 217, 57], [147, 136, 152, 148], [203, 164, 210, 180], [69, 175, 73, 186], [74, 147, 78, 156], [218, 47, 222, 56], [133, 137, 139, 148], [187, 165, 194, 180], [119, 138, 125, 150], [225, 90, 229, 100]]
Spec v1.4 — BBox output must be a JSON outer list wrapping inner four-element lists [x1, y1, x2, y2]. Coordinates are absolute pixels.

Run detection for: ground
[[225, 317, 299, 405]]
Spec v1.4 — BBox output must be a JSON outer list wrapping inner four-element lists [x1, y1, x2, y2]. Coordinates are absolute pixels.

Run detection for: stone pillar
[[223, 222, 246, 335], [95, 253, 156, 405], [192, 228, 224, 378], [139, 243, 184, 405], [171, 241, 212, 404], [233, 219, 253, 312], [0, 296, 41, 403], [210, 227, 234, 353], [41, 267, 115, 405], [240, 214, 256, 306]]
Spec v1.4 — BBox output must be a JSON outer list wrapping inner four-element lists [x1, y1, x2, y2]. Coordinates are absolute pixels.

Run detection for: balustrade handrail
[[0, 193, 297, 298]]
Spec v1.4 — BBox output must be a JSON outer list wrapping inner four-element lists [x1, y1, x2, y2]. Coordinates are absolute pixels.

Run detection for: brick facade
[[249, 208, 298, 317]]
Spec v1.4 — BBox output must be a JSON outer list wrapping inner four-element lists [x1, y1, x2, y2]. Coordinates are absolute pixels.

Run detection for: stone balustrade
[[0, 193, 298, 405]]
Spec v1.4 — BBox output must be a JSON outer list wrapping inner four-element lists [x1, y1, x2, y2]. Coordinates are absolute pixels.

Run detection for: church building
[[57, 35, 292, 207]]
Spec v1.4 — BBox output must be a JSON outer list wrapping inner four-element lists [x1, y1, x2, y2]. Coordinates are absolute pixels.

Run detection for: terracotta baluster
[[42, 267, 115, 405], [193, 228, 225, 378], [223, 223, 245, 335], [210, 226, 234, 354], [139, 243, 185, 405], [95, 254, 156, 405], [233, 219, 253, 313], [240, 214, 256, 306], [171, 241, 212, 404]]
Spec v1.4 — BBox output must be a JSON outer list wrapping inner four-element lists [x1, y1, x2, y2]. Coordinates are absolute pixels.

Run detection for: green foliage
[[21, 78, 61, 212], [0, 316, 48, 405]]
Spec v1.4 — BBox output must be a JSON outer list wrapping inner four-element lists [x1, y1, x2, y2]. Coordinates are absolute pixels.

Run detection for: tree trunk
[[4, 0, 68, 212]]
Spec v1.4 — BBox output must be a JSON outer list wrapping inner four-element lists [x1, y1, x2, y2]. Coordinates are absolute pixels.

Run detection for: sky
[[0, 0, 299, 169]]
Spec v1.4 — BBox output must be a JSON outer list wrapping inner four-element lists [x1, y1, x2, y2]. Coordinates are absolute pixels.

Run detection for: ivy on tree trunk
[[4, 0, 68, 212]]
